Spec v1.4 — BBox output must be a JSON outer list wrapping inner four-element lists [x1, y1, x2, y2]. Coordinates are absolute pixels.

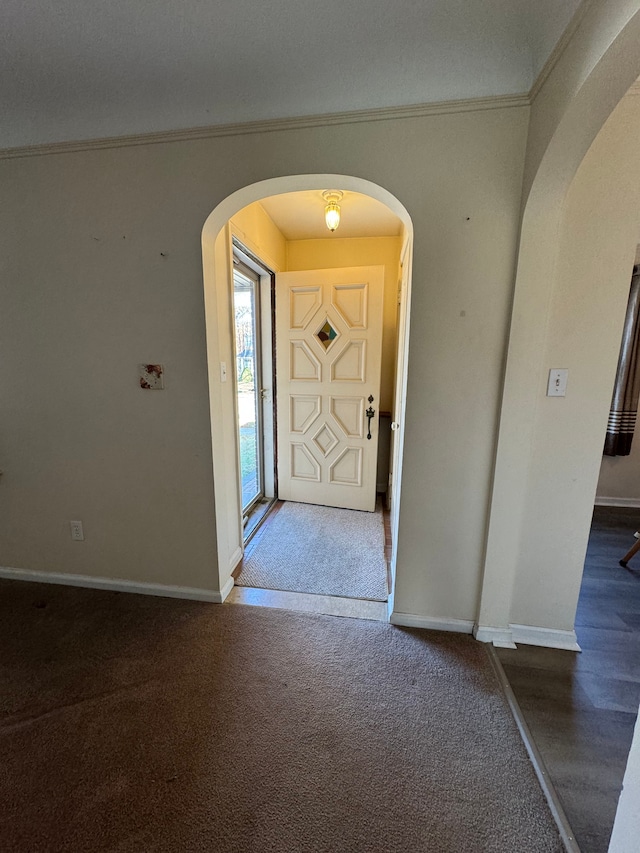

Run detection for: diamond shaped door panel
[[290, 395, 321, 433], [332, 283, 368, 329], [291, 444, 321, 481], [330, 340, 366, 382], [290, 286, 322, 329], [290, 341, 321, 381], [330, 397, 364, 438], [312, 423, 339, 457], [329, 447, 363, 486], [276, 266, 383, 511]]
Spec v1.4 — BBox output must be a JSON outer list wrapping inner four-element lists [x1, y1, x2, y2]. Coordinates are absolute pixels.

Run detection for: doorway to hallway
[[202, 175, 414, 618], [226, 192, 400, 617]]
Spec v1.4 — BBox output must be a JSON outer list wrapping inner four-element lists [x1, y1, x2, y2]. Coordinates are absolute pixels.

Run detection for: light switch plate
[[139, 364, 164, 390], [547, 368, 568, 397]]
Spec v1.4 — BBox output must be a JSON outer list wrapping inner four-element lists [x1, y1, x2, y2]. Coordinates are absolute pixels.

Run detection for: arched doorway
[[201, 175, 414, 617], [476, 6, 640, 649]]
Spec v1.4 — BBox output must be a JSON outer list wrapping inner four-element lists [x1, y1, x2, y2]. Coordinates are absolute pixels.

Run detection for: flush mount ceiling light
[[322, 190, 343, 232]]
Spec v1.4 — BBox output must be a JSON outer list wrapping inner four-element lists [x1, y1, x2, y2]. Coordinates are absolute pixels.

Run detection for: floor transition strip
[[488, 645, 581, 853]]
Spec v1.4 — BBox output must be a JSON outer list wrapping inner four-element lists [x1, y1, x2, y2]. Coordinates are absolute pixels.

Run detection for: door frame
[[201, 175, 414, 610]]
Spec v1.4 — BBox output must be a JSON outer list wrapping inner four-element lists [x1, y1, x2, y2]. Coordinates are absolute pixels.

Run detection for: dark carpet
[[0, 579, 563, 852]]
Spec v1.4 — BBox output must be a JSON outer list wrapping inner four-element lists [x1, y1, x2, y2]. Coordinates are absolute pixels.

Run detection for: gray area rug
[[0, 580, 563, 852], [237, 501, 388, 600]]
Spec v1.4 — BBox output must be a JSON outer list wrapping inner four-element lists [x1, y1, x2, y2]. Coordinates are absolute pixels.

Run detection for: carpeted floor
[[0, 579, 563, 852], [237, 501, 388, 600]]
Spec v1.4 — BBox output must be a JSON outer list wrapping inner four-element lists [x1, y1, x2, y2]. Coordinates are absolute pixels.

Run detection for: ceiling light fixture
[[322, 191, 343, 232]]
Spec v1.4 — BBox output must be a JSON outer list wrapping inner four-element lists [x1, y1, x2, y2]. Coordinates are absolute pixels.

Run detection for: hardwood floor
[[497, 506, 640, 852]]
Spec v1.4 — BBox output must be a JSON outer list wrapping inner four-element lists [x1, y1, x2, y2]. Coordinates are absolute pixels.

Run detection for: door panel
[[276, 266, 384, 512]]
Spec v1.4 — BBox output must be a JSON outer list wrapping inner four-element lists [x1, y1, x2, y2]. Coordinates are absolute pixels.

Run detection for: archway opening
[[201, 175, 414, 617]]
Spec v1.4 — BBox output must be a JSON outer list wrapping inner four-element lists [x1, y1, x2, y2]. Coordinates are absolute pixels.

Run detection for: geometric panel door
[[276, 266, 384, 511]]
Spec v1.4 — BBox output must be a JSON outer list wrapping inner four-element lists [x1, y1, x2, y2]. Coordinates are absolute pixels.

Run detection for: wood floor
[[497, 506, 640, 853]]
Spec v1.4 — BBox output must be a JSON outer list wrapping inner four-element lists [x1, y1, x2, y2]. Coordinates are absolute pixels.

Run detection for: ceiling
[[2, 0, 582, 150], [260, 191, 403, 240]]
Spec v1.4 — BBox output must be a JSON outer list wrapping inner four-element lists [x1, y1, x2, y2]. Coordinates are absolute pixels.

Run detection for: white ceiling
[[260, 191, 403, 240], [1, 0, 582, 149]]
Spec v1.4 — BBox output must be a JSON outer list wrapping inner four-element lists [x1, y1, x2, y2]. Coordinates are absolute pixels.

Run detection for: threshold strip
[[486, 645, 581, 853]]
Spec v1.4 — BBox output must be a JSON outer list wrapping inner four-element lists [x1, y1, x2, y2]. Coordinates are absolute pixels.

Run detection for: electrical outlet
[[70, 520, 84, 541]]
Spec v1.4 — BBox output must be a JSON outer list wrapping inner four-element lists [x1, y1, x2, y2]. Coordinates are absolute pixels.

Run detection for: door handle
[[366, 395, 375, 440]]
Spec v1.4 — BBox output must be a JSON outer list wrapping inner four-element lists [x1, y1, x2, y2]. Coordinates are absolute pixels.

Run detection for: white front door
[[276, 266, 384, 512]]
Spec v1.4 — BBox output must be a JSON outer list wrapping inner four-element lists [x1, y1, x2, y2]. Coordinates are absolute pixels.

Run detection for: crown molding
[[529, 0, 593, 102], [0, 93, 530, 161]]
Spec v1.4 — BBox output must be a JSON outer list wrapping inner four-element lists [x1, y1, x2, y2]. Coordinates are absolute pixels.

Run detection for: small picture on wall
[[139, 364, 164, 390]]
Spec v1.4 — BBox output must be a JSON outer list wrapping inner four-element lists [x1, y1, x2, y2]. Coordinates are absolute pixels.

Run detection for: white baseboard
[[0, 566, 224, 603], [390, 612, 474, 634], [474, 625, 517, 649], [219, 576, 235, 602], [510, 624, 581, 652], [594, 496, 640, 508], [229, 545, 243, 573]]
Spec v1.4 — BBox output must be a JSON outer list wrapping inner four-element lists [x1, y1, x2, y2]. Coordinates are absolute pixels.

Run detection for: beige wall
[[286, 236, 402, 413], [0, 104, 528, 620], [230, 203, 286, 272]]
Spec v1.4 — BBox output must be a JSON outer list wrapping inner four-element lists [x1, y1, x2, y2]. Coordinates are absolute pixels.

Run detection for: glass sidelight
[[233, 261, 264, 512]]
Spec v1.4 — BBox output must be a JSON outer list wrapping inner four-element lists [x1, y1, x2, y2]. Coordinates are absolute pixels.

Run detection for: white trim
[[0, 93, 530, 161], [219, 575, 235, 602], [390, 612, 474, 633], [229, 545, 243, 574], [474, 625, 517, 649], [594, 496, 640, 508], [0, 565, 223, 602], [510, 624, 581, 652], [529, 0, 592, 102]]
